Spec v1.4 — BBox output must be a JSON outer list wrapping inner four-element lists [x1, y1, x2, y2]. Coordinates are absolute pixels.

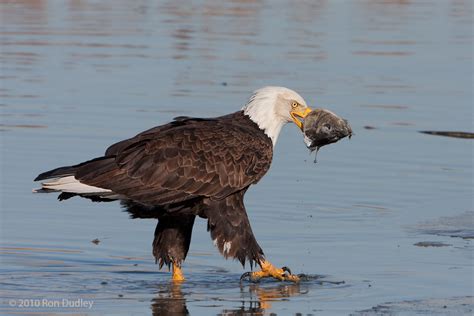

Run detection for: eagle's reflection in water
[[151, 283, 189, 315], [226, 283, 305, 315], [151, 282, 305, 316]]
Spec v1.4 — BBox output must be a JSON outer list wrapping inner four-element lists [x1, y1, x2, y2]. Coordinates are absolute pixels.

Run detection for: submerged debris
[[411, 211, 474, 240], [352, 296, 474, 316], [91, 238, 101, 245], [414, 241, 452, 247], [303, 109, 352, 163], [419, 131, 474, 139]]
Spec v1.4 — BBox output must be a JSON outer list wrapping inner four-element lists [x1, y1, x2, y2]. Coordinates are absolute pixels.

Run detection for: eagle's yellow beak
[[290, 107, 312, 131]]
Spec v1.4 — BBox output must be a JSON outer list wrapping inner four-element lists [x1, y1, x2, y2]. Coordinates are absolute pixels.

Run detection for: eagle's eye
[[291, 101, 298, 108]]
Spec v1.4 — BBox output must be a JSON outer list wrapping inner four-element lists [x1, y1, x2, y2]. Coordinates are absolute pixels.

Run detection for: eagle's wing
[[104, 117, 198, 156], [75, 118, 272, 205]]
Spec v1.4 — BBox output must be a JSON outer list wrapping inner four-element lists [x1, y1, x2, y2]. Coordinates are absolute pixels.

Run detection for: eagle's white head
[[242, 86, 312, 146]]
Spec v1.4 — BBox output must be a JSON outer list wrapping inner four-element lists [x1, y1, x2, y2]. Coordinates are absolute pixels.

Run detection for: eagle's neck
[[242, 101, 286, 147]]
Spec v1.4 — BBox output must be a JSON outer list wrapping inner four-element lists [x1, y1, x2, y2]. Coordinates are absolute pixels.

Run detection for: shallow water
[[1, 1, 473, 315]]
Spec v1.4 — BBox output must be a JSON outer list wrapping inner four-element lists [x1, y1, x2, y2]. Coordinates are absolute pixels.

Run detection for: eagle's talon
[[281, 266, 292, 275], [282, 273, 301, 283], [240, 261, 301, 283], [240, 271, 260, 283], [240, 271, 250, 282]]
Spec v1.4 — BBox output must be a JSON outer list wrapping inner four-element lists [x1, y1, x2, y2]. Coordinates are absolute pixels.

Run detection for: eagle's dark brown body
[[34, 86, 337, 282], [35, 111, 272, 268]]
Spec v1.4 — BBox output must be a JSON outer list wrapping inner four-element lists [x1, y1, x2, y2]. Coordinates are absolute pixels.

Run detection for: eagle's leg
[[153, 214, 196, 282], [240, 259, 300, 283], [205, 192, 300, 282], [172, 262, 185, 282]]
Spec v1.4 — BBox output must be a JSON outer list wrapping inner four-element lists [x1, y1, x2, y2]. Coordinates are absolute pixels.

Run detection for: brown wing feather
[[76, 114, 272, 206], [105, 124, 171, 156], [104, 116, 198, 156], [205, 190, 264, 267]]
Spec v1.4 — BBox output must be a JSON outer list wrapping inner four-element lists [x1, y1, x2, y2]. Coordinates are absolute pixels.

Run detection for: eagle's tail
[[33, 157, 117, 201]]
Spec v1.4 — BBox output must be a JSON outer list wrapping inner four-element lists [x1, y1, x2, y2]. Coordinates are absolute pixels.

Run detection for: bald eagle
[[34, 87, 315, 282]]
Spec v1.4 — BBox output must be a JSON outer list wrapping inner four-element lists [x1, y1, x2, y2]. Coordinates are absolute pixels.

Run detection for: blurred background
[[1, 1, 472, 315]]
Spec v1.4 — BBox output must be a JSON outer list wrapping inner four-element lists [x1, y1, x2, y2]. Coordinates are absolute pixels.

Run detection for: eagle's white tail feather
[[40, 176, 112, 194]]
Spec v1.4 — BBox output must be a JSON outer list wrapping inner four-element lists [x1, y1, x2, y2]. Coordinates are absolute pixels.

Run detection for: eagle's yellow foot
[[240, 260, 300, 283], [172, 263, 185, 282]]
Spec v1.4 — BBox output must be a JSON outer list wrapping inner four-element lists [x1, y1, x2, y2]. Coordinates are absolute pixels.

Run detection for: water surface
[[1, 1, 473, 315]]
